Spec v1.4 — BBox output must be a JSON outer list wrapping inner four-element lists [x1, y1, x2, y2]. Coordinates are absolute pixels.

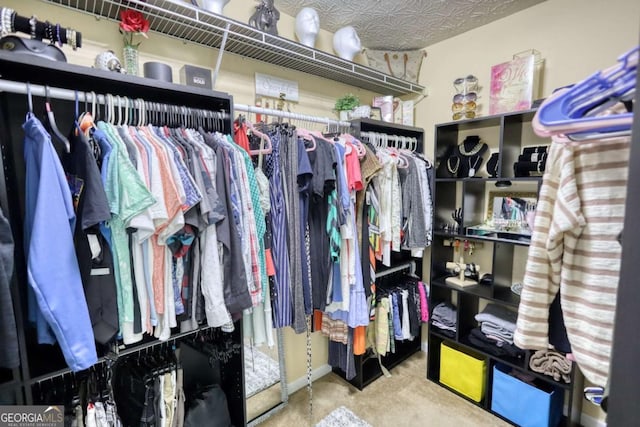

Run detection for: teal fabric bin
[[491, 364, 563, 427]]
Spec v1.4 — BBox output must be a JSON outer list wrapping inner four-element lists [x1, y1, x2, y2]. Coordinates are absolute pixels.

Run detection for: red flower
[[119, 10, 150, 34], [119, 9, 150, 47]]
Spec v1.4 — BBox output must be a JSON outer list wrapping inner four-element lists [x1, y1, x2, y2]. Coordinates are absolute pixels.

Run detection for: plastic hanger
[[535, 46, 637, 137], [26, 82, 33, 116], [247, 118, 273, 155], [44, 85, 70, 152]]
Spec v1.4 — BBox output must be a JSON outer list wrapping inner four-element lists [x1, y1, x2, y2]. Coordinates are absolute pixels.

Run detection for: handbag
[[0, 36, 67, 62], [365, 49, 426, 83]]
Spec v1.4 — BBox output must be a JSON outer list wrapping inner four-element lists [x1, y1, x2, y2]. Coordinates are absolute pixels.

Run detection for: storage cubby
[[428, 110, 579, 425], [434, 116, 501, 179], [491, 363, 564, 427]]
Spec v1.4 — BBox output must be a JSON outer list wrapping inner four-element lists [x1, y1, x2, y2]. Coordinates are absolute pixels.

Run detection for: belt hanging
[[306, 316, 313, 423]]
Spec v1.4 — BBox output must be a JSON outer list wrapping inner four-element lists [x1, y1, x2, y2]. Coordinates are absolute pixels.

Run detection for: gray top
[[0, 206, 18, 368]]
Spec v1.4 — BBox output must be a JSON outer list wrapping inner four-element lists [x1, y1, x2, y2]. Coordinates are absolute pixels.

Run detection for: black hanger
[[44, 85, 70, 152]]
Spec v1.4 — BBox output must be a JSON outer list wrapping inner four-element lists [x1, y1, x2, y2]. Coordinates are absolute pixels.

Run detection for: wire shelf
[[43, 0, 425, 96]]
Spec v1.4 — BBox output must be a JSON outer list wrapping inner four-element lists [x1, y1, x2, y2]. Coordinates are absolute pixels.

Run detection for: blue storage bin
[[491, 364, 563, 427]]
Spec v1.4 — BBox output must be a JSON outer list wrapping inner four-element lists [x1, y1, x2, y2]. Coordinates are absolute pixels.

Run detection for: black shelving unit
[[332, 119, 426, 391], [351, 118, 425, 153], [427, 110, 581, 426], [0, 52, 245, 426]]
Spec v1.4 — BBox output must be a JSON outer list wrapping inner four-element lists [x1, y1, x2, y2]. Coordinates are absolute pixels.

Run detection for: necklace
[[459, 139, 485, 156], [468, 156, 480, 177], [447, 156, 460, 175]]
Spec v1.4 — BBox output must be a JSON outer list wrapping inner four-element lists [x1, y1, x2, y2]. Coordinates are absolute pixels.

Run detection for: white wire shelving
[[43, 0, 425, 96]]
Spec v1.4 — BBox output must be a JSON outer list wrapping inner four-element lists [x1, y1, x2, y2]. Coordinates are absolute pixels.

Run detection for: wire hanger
[[44, 85, 70, 153]]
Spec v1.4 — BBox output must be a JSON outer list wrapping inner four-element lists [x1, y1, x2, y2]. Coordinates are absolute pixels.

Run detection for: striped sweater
[[514, 136, 630, 387]]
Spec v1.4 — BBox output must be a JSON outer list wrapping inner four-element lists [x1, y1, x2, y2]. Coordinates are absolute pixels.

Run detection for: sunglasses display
[[452, 101, 477, 113], [453, 75, 478, 92], [452, 111, 476, 120], [453, 92, 477, 103], [452, 76, 479, 120]]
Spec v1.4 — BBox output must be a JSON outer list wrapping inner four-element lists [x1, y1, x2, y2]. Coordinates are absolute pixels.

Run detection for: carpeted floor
[[259, 351, 510, 427]]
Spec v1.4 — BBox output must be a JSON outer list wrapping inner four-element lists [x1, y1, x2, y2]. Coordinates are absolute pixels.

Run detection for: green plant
[[334, 93, 360, 111]]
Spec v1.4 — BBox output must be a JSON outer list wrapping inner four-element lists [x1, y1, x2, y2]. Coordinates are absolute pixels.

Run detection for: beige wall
[[5, 0, 639, 422], [416, 0, 640, 423], [417, 0, 640, 156]]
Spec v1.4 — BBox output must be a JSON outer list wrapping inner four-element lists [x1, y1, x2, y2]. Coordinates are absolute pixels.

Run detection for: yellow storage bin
[[440, 342, 487, 402]]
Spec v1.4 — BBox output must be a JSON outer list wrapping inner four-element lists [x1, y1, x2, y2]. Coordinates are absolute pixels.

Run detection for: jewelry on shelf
[[29, 15, 37, 39], [446, 156, 460, 176], [468, 156, 480, 177], [487, 152, 499, 177], [458, 139, 485, 156]]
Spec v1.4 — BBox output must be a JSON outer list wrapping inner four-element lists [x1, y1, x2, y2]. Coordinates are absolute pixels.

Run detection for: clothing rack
[[0, 79, 229, 123], [375, 261, 416, 279], [0, 52, 245, 425], [360, 131, 419, 151], [234, 103, 351, 129], [28, 325, 221, 386]]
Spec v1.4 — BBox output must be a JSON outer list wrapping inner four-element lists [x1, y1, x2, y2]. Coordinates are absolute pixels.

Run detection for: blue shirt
[[23, 114, 97, 371]]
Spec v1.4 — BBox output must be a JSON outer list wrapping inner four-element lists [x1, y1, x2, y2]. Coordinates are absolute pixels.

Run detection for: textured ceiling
[[275, 0, 545, 50]]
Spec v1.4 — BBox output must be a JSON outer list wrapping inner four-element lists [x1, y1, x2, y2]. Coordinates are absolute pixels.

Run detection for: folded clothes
[[432, 302, 457, 328], [475, 304, 517, 332], [431, 324, 455, 338], [431, 320, 456, 332], [481, 322, 514, 344], [468, 328, 524, 360], [529, 349, 572, 383]]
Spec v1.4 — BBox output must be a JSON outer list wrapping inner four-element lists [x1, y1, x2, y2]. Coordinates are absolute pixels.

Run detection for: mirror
[[487, 191, 537, 234], [467, 191, 537, 241], [245, 328, 288, 424]]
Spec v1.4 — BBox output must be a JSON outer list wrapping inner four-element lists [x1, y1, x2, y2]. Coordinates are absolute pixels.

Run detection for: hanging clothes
[[0, 206, 18, 369], [514, 136, 630, 387], [308, 136, 336, 312], [63, 124, 118, 345], [264, 130, 292, 328], [23, 112, 97, 371]]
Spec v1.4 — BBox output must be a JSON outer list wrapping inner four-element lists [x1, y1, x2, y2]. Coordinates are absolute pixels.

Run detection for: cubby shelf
[[433, 231, 531, 247], [436, 335, 575, 392], [435, 177, 542, 183], [431, 278, 520, 308], [428, 109, 579, 425]]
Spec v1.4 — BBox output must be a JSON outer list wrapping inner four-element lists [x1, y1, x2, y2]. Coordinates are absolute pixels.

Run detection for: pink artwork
[[489, 55, 535, 115]]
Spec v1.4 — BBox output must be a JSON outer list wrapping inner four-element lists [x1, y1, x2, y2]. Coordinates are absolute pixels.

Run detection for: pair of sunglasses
[[453, 92, 477, 103], [453, 75, 478, 92], [452, 101, 477, 113], [452, 111, 476, 120]]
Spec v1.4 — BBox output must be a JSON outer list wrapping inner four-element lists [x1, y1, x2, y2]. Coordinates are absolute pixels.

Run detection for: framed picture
[[370, 107, 382, 121], [489, 54, 536, 115]]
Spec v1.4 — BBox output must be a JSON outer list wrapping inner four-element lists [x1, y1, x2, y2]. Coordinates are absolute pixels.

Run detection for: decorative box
[[180, 64, 213, 90], [491, 364, 563, 427], [440, 342, 487, 402]]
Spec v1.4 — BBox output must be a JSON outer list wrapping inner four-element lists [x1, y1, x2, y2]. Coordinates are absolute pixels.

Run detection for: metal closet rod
[[234, 103, 351, 127], [375, 260, 417, 279], [28, 324, 215, 385], [0, 79, 229, 117]]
